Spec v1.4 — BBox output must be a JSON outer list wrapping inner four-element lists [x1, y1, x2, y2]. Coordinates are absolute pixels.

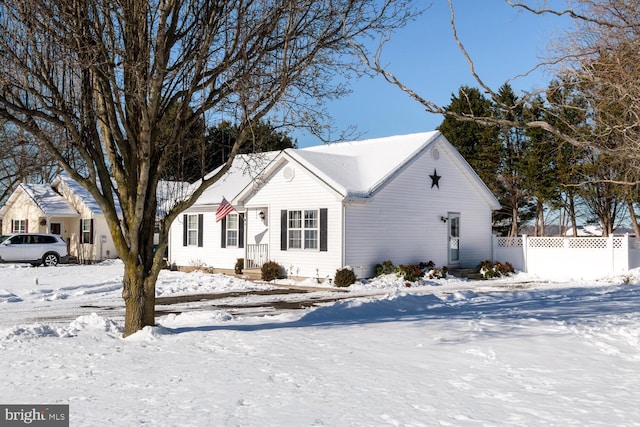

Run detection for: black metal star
[[430, 169, 441, 189]]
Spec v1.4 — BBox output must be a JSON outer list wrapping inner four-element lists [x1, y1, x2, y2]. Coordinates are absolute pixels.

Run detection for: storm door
[[448, 213, 460, 265]]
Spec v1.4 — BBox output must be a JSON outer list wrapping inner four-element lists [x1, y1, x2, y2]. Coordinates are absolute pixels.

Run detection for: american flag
[[215, 197, 235, 222]]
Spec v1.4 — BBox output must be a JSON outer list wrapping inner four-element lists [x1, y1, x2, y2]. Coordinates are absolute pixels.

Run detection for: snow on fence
[[492, 234, 640, 279]]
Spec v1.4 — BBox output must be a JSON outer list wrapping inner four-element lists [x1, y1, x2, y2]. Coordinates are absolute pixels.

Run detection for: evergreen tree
[[522, 97, 561, 236], [493, 84, 534, 237], [438, 86, 501, 188]]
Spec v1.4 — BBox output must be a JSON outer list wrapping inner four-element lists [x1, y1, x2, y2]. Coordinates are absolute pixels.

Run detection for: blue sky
[[296, 0, 569, 148]]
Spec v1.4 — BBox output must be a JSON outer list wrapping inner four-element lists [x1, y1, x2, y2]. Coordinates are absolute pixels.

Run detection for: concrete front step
[[447, 268, 484, 280]]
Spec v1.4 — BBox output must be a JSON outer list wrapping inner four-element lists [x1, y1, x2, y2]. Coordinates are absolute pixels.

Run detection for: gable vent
[[283, 166, 295, 182]]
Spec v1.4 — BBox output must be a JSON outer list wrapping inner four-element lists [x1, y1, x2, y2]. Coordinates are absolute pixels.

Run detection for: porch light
[[259, 211, 266, 220], [440, 216, 448, 223]]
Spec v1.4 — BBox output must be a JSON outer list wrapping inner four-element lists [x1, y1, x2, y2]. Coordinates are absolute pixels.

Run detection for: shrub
[[235, 258, 244, 274], [334, 267, 356, 287], [375, 260, 396, 276], [397, 264, 423, 282], [479, 260, 513, 279], [427, 266, 448, 279], [261, 261, 285, 281], [419, 261, 436, 271]]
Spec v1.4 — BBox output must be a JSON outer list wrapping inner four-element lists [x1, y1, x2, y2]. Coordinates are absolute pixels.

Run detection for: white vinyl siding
[[245, 162, 343, 278], [345, 141, 495, 277]]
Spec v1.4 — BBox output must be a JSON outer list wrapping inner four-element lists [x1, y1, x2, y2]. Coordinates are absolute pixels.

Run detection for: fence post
[[623, 233, 630, 273], [609, 234, 614, 275], [522, 234, 528, 273], [491, 235, 497, 263]]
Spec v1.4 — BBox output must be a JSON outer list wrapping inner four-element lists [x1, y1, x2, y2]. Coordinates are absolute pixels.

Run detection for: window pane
[[289, 211, 301, 229], [304, 210, 318, 228], [227, 214, 238, 229], [304, 230, 318, 249], [288, 230, 302, 249], [227, 230, 238, 247], [81, 219, 92, 243], [188, 230, 198, 246]]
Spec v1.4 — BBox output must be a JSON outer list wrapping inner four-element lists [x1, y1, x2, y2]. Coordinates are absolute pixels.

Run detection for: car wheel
[[42, 252, 60, 267]]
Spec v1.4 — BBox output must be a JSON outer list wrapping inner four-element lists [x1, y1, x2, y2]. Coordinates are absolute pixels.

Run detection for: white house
[[0, 174, 120, 262], [168, 131, 500, 279]]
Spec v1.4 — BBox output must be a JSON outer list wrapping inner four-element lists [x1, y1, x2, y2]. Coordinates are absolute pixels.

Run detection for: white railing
[[493, 234, 640, 279], [245, 244, 268, 269]]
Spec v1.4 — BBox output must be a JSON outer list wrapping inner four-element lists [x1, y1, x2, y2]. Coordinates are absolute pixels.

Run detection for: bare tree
[[0, 124, 63, 203], [364, 0, 640, 235], [0, 0, 417, 336]]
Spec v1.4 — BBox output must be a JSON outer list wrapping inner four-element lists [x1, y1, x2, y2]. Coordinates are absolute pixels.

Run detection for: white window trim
[[186, 214, 199, 246], [12, 219, 26, 234], [226, 213, 239, 247], [288, 209, 319, 250]]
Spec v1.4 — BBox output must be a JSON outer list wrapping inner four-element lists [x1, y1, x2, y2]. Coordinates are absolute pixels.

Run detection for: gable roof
[[193, 152, 279, 206], [52, 173, 123, 216], [234, 131, 499, 209], [285, 131, 440, 198], [0, 183, 78, 219]]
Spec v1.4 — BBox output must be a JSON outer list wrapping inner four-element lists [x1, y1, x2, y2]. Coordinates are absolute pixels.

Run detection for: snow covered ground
[[1, 260, 639, 426]]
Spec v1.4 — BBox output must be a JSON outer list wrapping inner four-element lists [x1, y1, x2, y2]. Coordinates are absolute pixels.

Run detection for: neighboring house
[[168, 131, 501, 278], [0, 174, 120, 263]]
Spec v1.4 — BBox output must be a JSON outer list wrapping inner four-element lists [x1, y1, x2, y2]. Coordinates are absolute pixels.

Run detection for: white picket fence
[[492, 234, 640, 279]]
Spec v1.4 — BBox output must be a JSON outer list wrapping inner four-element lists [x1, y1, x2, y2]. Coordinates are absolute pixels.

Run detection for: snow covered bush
[[334, 267, 356, 287], [261, 261, 285, 281]]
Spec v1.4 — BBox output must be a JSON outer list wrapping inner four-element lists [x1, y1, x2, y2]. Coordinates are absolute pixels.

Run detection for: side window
[[12, 219, 26, 234], [287, 210, 318, 250], [226, 214, 239, 247], [186, 214, 199, 246], [80, 219, 93, 244], [9, 235, 24, 244]]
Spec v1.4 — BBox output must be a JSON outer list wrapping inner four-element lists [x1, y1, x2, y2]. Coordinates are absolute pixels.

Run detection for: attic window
[[431, 148, 440, 160]]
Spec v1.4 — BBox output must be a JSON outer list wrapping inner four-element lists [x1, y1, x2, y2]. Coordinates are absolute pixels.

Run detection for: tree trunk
[[538, 200, 545, 236], [627, 200, 640, 237], [568, 196, 578, 237], [509, 204, 519, 237], [122, 261, 157, 336]]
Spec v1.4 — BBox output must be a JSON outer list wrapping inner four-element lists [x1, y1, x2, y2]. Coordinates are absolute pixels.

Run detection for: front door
[[448, 213, 460, 265]]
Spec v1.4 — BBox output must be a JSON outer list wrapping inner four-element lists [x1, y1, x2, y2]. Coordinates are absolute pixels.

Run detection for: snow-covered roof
[[0, 183, 78, 218], [287, 131, 440, 197], [199, 130, 499, 208], [195, 152, 278, 205], [52, 173, 122, 216]]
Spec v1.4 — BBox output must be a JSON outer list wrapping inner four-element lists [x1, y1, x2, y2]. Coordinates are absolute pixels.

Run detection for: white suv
[[0, 233, 70, 267]]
